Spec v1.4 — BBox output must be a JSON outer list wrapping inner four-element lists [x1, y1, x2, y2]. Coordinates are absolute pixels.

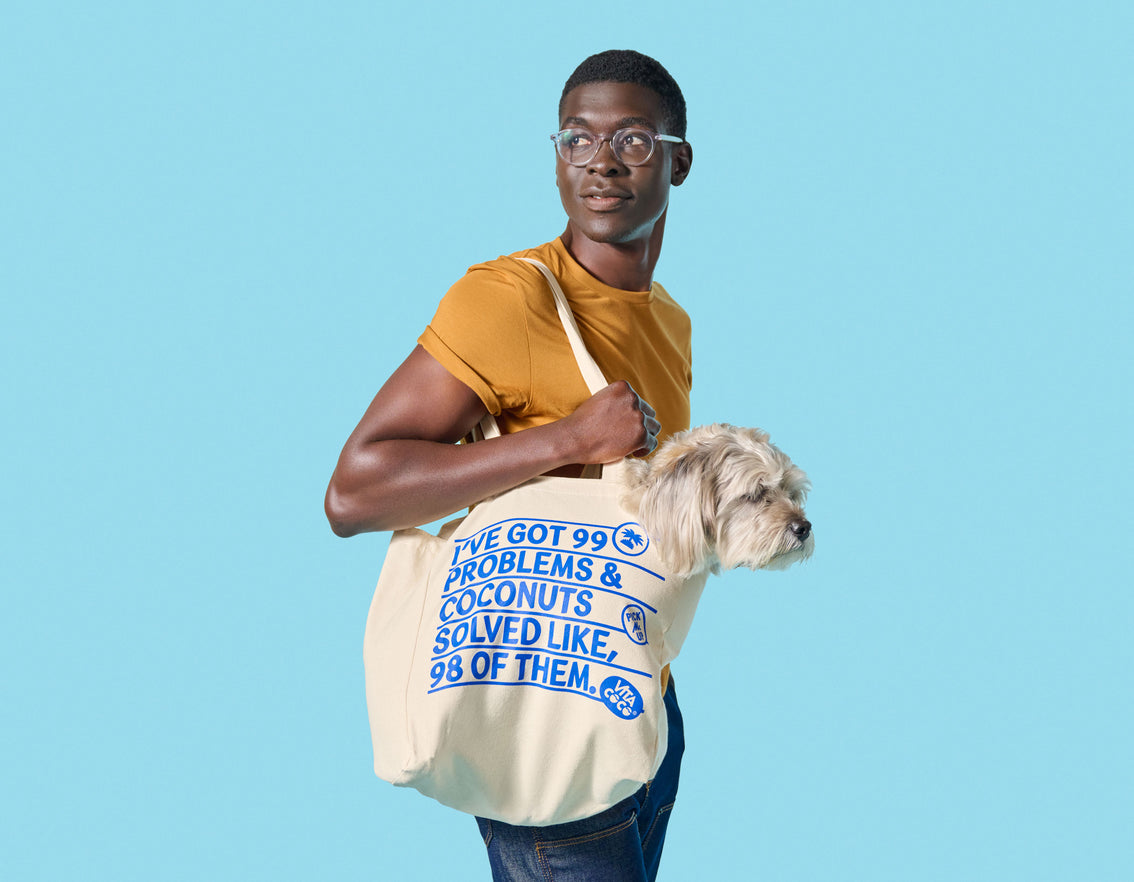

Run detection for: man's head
[[555, 51, 692, 252], [560, 50, 687, 140]]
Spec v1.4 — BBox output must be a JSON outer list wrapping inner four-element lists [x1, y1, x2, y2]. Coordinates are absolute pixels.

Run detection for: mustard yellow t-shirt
[[419, 237, 693, 443]]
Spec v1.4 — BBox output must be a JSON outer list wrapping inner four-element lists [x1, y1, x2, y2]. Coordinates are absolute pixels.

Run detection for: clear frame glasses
[[550, 127, 684, 167]]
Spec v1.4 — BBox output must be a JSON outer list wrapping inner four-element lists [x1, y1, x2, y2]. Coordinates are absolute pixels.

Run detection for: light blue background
[[3, 2, 1131, 880]]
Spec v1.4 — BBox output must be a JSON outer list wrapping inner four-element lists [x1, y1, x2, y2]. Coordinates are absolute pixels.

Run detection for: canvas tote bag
[[363, 258, 708, 825]]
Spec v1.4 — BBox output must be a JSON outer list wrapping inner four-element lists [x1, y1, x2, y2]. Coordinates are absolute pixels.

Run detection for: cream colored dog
[[622, 424, 814, 577]]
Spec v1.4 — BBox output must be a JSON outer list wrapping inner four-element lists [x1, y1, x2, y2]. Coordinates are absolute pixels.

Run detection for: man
[[326, 50, 694, 881]]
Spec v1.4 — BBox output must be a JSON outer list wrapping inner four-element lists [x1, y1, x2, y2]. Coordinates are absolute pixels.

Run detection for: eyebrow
[[561, 115, 659, 130]]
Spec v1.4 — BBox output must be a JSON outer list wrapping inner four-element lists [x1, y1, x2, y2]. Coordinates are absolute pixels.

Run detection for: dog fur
[[621, 424, 814, 578]]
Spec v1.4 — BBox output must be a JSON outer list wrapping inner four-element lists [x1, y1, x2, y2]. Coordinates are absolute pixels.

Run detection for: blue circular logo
[[621, 604, 648, 645], [600, 676, 644, 719], [612, 522, 649, 557]]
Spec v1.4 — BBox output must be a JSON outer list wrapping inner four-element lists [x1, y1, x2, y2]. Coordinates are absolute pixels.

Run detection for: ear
[[634, 446, 716, 577], [671, 141, 692, 186], [618, 458, 651, 512]]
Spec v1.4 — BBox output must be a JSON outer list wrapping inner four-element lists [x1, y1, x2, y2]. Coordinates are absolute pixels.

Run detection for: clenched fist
[[559, 381, 661, 464]]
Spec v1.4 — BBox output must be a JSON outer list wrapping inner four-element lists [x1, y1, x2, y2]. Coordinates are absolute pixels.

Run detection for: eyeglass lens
[[556, 128, 658, 166]]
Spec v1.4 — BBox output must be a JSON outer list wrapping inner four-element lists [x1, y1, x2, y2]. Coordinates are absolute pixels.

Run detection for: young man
[[326, 50, 694, 881]]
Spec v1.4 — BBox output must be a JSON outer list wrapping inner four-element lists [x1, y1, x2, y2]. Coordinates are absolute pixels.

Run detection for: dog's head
[[621, 424, 814, 577]]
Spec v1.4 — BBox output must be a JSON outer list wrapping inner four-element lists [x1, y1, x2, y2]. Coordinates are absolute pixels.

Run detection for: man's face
[[555, 81, 689, 247]]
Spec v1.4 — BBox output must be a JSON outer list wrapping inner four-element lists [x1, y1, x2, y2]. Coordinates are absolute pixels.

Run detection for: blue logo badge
[[612, 522, 649, 557], [600, 676, 644, 719], [622, 604, 648, 645]]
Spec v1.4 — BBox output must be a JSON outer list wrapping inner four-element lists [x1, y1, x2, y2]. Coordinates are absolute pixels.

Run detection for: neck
[[561, 214, 667, 292]]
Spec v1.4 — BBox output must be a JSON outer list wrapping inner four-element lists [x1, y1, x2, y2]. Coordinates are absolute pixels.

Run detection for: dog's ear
[[618, 456, 649, 495], [634, 444, 718, 578]]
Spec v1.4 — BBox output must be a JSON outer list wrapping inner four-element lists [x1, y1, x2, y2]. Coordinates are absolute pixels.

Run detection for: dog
[[621, 424, 814, 578]]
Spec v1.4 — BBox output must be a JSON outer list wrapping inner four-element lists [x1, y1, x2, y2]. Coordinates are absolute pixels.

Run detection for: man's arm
[[324, 345, 659, 535]]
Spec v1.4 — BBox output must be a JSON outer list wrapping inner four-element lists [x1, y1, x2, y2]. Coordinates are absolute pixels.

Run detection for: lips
[[581, 189, 632, 211]]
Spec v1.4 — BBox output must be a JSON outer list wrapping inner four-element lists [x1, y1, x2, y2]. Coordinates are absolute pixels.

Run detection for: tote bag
[[363, 258, 708, 826]]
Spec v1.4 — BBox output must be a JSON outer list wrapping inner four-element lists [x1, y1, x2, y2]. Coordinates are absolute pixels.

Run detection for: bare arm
[[324, 345, 659, 535]]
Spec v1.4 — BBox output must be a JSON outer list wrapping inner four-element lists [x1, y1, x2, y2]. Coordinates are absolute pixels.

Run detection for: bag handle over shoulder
[[518, 258, 609, 397], [475, 258, 608, 441]]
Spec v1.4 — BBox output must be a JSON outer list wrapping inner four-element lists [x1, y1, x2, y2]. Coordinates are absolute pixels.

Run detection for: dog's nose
[[789, 519, 811, 541]]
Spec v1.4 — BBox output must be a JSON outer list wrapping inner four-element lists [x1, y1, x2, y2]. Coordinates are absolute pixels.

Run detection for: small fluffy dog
[[621, 424, 814, 578]]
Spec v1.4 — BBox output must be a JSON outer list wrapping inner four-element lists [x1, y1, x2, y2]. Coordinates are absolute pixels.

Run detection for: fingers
[[621, 383, 659, 458], [565, 381, 663, 464], [633, 400, 660, 457]]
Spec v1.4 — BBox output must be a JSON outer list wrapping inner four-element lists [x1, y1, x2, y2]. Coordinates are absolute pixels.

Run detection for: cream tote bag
[[363, 258, 708, 826]]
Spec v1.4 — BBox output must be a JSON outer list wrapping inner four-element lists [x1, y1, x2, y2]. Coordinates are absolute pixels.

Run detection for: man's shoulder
[[462, 240, 559, 282], [446, 240, 561, 306], [648, 279, 677, 303]]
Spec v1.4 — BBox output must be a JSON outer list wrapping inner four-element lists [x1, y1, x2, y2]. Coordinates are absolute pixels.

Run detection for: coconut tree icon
[[614, 524, 649, 556]]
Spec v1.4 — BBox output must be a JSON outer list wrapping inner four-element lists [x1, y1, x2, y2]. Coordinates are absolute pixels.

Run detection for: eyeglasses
[[550, 127, 684, 167]]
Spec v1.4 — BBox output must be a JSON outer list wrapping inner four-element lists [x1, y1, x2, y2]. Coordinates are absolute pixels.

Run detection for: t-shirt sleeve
[[418, 266, 531, 416]]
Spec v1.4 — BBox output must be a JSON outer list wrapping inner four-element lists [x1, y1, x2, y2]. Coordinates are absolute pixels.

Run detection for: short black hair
[[560, 50, 687, 140]]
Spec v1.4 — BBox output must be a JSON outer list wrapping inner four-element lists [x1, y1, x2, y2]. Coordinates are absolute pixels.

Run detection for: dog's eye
[[743, 489, 767, 504]]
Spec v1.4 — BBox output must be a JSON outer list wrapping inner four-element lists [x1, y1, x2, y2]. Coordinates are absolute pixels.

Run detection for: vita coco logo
[[600, 676, 644, 719]]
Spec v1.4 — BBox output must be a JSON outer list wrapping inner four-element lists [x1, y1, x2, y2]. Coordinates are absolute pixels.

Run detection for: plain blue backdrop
[[3, 1, 1131, 880]]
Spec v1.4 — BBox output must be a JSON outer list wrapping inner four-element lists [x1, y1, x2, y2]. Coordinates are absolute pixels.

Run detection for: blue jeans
[[475, 678, 684, 882]]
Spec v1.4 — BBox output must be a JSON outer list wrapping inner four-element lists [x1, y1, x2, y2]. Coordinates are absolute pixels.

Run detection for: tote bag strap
[[518, 258, 609, 397], [474, 258, 609, 442]]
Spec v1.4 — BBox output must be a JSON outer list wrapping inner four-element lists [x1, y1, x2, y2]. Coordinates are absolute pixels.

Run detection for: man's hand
[[559, 380, 660, 463]]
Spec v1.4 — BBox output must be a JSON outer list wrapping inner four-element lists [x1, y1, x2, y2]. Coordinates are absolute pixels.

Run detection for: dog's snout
[[789, 519, 811, 541]]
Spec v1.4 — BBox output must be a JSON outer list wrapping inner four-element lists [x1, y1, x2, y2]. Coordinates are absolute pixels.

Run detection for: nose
[[587, 138, 625, 173], [789, 519, 811, 542]]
